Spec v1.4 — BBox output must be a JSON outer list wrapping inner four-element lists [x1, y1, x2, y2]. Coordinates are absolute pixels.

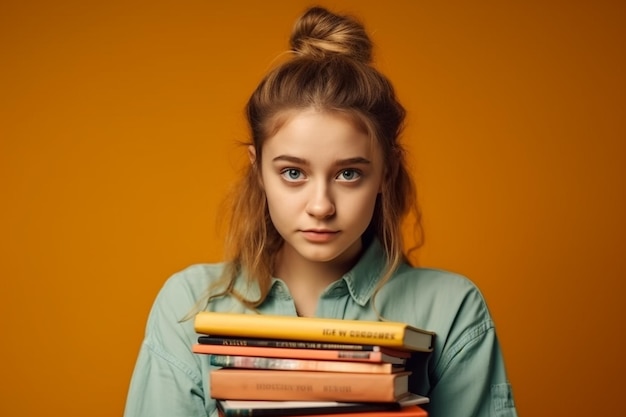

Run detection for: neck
[[273, 241, 363, 316]]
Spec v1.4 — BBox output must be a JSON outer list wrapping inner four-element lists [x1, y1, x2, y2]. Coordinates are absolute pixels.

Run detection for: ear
[[247, 145, 256, 164], [248, 145, 264, 188]]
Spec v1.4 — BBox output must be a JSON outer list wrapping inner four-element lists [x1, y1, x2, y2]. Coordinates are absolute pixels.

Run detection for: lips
[[300, 229, 339, 243]]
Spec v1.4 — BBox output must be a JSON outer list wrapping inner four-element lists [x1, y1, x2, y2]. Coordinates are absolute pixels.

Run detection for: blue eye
[[281, 168, 304, 181], [337, 169, 361, 182]]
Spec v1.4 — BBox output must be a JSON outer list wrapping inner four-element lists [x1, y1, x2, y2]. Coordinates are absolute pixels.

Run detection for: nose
[[305, 181, 335, 219]]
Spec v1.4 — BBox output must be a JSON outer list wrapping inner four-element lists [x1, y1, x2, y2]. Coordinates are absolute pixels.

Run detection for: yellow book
[[193, 312, 434, 352]]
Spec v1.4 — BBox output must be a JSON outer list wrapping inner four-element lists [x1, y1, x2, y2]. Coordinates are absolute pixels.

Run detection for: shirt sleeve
[[123, 271, 215, 417], [426, 299, 517, 416], [123, 339, 208, 417]]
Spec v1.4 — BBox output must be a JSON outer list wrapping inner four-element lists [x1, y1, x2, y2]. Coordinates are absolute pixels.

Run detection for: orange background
[[1, 1, 625, 416]]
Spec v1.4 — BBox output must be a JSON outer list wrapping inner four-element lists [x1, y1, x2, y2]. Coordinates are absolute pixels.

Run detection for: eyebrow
[[272, 155, 371, 166]]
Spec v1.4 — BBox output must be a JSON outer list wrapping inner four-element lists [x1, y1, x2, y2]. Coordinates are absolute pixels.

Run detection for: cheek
[[363, 194, 380, 219], [262, 176, 283, 205], [343, 189, 379, 222], [263, 180, 298, 219]]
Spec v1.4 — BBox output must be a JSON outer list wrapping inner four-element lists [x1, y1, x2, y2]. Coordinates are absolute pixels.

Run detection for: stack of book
[[193, 312, 435, 417]]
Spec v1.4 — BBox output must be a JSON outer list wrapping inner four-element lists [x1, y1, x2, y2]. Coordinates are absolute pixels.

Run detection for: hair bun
[[289, 7, 372, 63]]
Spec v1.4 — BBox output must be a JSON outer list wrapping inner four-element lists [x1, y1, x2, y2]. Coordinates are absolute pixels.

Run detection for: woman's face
[[253, 108, 383, 266]]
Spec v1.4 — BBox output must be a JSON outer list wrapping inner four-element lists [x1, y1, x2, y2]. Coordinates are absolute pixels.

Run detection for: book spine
[[198, 337, 380, 351], [193, 344, 406, 364], [210, 369, 409, 402], [209, 355, 397, 373], [216, 402, 403, 417], [194, 312, 417, 349]]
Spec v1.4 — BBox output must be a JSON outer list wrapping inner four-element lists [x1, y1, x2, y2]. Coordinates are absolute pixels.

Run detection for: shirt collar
[[234, 238, 387, 307], [341, 238, 386, 306]]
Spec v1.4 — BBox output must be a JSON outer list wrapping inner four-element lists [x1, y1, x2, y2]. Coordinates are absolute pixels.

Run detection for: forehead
[[262, 109, 379, 158], [266, 107, 370, 136]]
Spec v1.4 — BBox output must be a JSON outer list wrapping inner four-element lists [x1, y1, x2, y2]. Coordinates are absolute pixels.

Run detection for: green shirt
[[124, 240, 517, 416]]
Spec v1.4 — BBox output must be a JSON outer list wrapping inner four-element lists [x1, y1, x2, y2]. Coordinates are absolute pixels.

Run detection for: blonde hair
[[198, 6, 422, 315]]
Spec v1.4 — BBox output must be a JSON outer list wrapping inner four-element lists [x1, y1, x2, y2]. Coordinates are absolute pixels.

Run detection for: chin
[[297, 250, 337, 263], [296, 244, 354, 264]]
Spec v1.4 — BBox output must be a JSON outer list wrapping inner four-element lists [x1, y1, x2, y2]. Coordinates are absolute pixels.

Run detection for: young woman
[[124, 7, 517, 417]]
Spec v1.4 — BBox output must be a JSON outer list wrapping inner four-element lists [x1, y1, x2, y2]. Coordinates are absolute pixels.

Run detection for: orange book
[[296, 405, 428, 417], [193, 344, 406, 365], [210, 369, 411, 402], [194, 312, 434, 352]]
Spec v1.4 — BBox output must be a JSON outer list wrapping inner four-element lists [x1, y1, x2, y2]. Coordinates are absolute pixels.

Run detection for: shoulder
[[382, 264, 490, 318], [156, 263, 226, 303], [395, 263, 478, 290], [378, 265, 503, 382], [144, 263, 227, 341], [377, 264, 495, 352]]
